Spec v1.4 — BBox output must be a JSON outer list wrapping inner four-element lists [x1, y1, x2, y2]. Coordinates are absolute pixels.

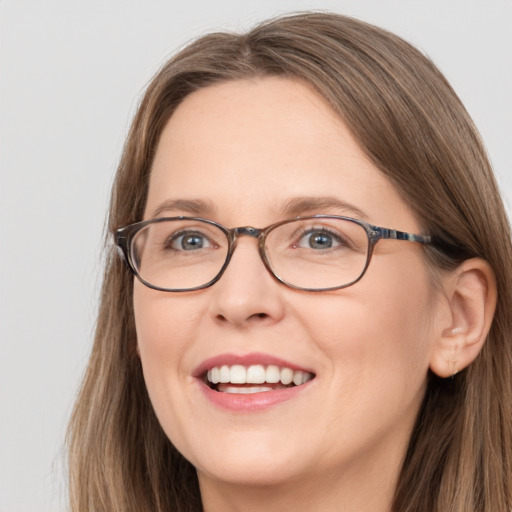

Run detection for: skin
[[134, 77, 453, 512]]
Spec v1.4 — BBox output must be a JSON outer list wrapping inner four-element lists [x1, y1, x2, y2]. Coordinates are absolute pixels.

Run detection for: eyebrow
[[150, 198, 215, 218], [150, 196, 369, 222], [280, 196, 369, 220]]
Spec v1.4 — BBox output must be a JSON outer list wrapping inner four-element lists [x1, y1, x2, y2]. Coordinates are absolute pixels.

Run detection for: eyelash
[[293, 226, 350, 250], [165, 230, 214, 251]]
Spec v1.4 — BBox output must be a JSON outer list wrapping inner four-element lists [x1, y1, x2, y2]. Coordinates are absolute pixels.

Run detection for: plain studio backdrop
[[0, 1, 510, 510]]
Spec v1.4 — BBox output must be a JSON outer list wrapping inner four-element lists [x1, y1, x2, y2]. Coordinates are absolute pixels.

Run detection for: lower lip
[[197, 380, 314, 412]]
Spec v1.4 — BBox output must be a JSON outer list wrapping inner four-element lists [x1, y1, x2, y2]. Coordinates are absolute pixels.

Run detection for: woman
[[67, 12, 512, 512]]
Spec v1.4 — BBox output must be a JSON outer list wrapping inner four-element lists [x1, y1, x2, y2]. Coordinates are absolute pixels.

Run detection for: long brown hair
[[67, 12, 512, 511]]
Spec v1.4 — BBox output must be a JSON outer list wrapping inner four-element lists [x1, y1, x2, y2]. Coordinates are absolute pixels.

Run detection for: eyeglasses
[[115, 215, 431, 292]]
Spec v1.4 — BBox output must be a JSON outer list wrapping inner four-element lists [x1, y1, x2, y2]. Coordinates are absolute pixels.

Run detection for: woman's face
[[134, 77, 444, 496]]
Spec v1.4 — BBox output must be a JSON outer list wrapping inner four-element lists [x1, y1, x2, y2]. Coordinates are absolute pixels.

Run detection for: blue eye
[[297, 229, 344, 250], [306, 231, 334, 249], [170, 231, 211, 251]]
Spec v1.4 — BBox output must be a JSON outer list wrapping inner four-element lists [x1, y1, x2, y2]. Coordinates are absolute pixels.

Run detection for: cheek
[[134, 283, 203, 357], [364, 250, 436, 347], [132, 283, 204, 406], [299, 253, 436, 386], [132, 283, 209, 444]]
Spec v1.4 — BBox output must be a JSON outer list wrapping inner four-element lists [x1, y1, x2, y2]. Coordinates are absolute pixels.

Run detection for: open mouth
[[205, 364, 315, 394]]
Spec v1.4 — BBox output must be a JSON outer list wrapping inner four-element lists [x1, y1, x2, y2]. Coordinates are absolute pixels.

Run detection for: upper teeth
[[206, 364, 312, 386]]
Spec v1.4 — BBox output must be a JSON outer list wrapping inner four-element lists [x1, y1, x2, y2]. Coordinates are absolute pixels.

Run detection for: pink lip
[[193, 352, 315, 412], [197, 381, 314, 411]]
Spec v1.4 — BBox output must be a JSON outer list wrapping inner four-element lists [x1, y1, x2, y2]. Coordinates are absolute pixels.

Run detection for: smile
[[206, 364, 314, 394]]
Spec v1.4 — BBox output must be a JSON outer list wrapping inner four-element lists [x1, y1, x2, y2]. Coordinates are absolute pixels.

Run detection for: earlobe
[[429, 258, 497, 378]]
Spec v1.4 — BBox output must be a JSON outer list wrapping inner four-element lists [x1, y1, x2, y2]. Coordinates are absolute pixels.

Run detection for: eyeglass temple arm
[[373, 227, 431, 244], [113, 230, 130, 262]]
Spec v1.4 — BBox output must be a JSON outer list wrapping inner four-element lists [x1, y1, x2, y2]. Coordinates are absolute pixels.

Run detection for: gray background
[[1, 1, 511, 510]]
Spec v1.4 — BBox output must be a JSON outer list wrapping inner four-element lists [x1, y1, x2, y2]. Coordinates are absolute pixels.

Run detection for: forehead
[[146, 77, 416, 231]]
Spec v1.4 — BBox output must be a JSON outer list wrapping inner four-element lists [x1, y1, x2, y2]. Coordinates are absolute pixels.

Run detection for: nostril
[[214, 311, 270, 325], [215, 312, 268, 324], [253, 312, 269, 320]]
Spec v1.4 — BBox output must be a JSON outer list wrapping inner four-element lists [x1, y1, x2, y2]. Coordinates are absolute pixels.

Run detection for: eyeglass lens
[[130, 217, 370, 291]]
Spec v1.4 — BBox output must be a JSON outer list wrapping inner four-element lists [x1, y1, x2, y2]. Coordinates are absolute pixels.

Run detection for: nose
[[207, 237, 286, 328]]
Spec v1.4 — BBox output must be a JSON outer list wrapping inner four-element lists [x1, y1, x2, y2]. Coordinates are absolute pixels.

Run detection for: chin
[[195, 453, 305, 488], [175, 427, 313, 487]]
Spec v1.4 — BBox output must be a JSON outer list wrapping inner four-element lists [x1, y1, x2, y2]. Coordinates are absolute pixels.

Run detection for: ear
[[429, 258, 497, 378]]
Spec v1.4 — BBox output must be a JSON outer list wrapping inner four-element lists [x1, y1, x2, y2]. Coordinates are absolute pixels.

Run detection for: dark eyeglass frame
[[115, 215, 432, 293]]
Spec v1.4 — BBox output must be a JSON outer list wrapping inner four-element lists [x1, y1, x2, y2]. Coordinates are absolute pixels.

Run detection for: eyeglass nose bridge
[[232, 226, 263, 238], [221, 225, 274, 280], [228, 226, 267, 254]]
